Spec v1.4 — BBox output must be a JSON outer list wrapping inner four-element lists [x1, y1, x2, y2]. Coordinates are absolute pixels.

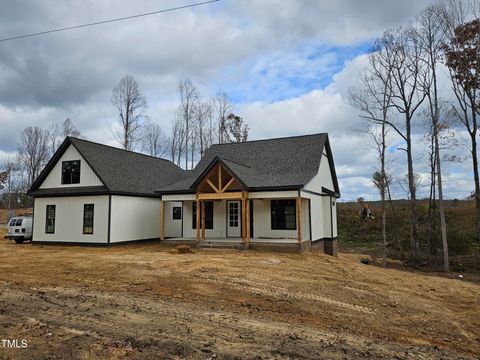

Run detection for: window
[[192, 201, 213, 229], [83, 204, 94, 234], [45, 205, 56, 234], [271, 200, 296, 230], [229, 202, 239, 227], [173, 206, 182, 220], [8, 218, 15, 226], [15, 218, 23, 226], [62, 160, 81, 184]]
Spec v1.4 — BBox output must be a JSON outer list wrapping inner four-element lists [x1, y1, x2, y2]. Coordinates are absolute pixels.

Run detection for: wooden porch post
[[196, 198, 200, 241], [246, 198, 250, 242], [201, 201, 206, 240], [297, 197, 302, 242], [241, 195, 246, 242], [160, 200, 165, 240]]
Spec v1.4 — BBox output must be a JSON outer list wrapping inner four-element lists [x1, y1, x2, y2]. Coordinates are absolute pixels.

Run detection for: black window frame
[[83, 204, 94, 235], [45, 205, 56, 234], [271, 199, 297, 230], [172, 206, 182, 220], [61, 160, 81, 185], [192, 201, 213, 230]]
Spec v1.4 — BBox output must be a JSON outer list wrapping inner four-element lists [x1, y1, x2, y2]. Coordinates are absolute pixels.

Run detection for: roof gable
[[39, 143, 103, 189], [29, 137, 186, 196], [160, 133, 340, 195]]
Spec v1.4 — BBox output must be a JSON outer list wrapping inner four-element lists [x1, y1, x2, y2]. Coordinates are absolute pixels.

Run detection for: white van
[[5, 217, 33, 243]]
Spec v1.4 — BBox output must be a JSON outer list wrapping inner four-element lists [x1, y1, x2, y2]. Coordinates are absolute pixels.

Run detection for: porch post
[[160, 200, 165, 240], [196, 198, 200, 241], [246, 198, 250, 242], [297, 197, 302, 242], [201, 201, 206, 240], [241, 193, 246, 242]]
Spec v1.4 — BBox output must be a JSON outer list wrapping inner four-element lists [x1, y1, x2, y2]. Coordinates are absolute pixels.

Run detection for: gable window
[[62, 160, 81, 184], [45, 205, 56, 234], [192, 201, 213, 229], [83, 204, 94, 234], [173, 206, 182, 220], [271, 200, 296, 230]]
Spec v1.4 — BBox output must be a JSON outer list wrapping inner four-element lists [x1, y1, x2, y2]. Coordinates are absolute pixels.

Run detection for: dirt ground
[[0, 231, 479, 359]]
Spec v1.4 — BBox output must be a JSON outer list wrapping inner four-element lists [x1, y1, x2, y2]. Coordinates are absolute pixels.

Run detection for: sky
[[0, 0, 476, 201]]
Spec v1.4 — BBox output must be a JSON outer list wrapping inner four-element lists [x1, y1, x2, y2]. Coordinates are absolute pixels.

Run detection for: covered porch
[[160, 161, 309, 244]]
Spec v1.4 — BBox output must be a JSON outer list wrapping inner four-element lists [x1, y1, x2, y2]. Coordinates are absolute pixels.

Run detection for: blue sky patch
[[209, 40, 372, 104]]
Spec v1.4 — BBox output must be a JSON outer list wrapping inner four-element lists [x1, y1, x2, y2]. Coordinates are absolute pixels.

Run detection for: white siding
[[40, 144, 103, 188], [322, 196, 332, 238], [162, 194, 195, 201], [182, 200, 227, 238], [249, 191, 298, 199], [33, 196, 109, 243], [332, 198, 338, 238], [164, 201, 182, 238], [252, 198, 310, 240], [110, 196, 160, 243], [304, 150, 335, 194], [301, 191, 337, 240]]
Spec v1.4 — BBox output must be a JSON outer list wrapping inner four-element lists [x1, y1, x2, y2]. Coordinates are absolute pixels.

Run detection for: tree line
[[349, 0, 479, 271], [0, 77, 248, 208]]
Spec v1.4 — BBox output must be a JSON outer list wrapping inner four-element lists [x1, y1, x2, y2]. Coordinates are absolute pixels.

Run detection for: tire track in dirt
[[181, 272, 375, 314]]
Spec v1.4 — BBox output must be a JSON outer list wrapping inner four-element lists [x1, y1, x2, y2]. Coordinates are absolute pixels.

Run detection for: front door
[[227, 201, 241, 237]]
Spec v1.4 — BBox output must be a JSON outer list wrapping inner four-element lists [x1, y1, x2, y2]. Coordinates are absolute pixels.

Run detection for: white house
[[29, 134, 340, 255]]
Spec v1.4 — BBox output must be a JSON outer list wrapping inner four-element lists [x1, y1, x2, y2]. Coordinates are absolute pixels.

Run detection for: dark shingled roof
[[29, 133, 340, 198], [160, 133, 340, 196], [29, 137, 186, 197]]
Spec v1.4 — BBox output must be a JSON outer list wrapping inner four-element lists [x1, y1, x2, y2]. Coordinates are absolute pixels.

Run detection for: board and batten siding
[[164, 201, 182, 238], [33, 196, 109, 243], [182, 200, 227, 238], [39, 144, 103, 189], [304, 150, 335, 193], [252, 198, 310, 240], [109, 196, 160, 243]]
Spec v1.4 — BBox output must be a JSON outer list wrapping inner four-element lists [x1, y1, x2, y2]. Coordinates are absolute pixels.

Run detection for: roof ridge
[[69, 137, 181, 166], [210, 133, 327, 147], [219, 156, 252, 168]]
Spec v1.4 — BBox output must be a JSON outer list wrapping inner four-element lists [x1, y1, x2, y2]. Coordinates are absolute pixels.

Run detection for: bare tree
[[349, 58, 393, 267], [196, 101, 214, 157], [62, 118, 81, 138], [170, 114, 186, 167], [142, 121, 169, 158], [111, 75, 147, 151], [48, 118, 82, 155], [17, 126, 50, 188], [178, 79, 200, 169], [213, 90, 232, 144], [414, 4, 450, 271], [366, 28, 428, 255]]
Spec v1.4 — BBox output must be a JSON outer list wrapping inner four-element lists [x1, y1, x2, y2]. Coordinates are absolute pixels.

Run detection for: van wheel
[[14, 239, 24, 244]]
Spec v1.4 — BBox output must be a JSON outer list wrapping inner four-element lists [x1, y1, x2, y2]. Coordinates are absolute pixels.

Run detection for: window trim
[[83, 203, 94, 235], [61, 160, 81, 185], [270, 199, 297, 231], [45, 205, 56, 234]]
